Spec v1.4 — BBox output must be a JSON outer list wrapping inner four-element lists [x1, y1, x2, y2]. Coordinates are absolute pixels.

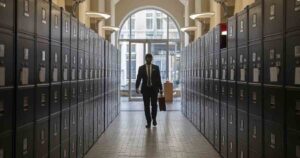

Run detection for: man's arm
[[136, 66, 142, 91]]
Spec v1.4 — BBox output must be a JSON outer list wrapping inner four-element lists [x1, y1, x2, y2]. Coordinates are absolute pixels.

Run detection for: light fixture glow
[[190, 12, 215, 20], [102, 26, 120, 32], [180, 26, 198, 32], [85, 11, 111, 19], [221, 31, 227, 35]]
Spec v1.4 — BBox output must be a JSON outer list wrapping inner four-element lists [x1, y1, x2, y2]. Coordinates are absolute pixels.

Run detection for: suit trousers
[[142, 87, 158, 124]]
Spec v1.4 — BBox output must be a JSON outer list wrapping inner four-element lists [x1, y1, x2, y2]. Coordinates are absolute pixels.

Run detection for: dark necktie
[[147, 65, 151, 87]]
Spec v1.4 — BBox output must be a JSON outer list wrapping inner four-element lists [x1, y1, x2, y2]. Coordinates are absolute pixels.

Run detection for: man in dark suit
[[136, 54, 163, 128]]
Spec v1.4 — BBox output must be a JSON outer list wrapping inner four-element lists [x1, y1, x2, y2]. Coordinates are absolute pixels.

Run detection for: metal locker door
[[0, 89, 13, 133], [36, 39, 50, 84], [249, 41, 262, 83], [237, 110, 249, 155], [50, 83, 61, 114], [264, 120, 284, 158], [237, 8, 249, 47], [228, 133, 237, 158], [286, 0, 300, 32], [227, 82, 236, 107], [0, 131, 12, 158], [16, 87, 34, 127], [263, 0, 284, 36], [61, 10, 71, 46], [49, 112, 61, 150], [286, 31, 300, 86], [287, 129, 300, 158], [249, 114, 262, 158], [228, 15, 237, 49], [36, 0, 50, 39], [70, 81, 78, 105], [71, 17, 78, 49], [286, 87, 300, 131], [70, 135, 77, 158], [16, 123, 34, 158], [248, 84, 262, 116], [61, 108, 70, 141], [61, 83, 70, 109], [237, 46, 248, 82], [50, 3, 61, 42], [237, 83, 248, 111], [17, 0, 35, 35], [228, 49, 237, 82], [61, 139, 69, 158], [78, 23, 85, 51], [34, 117, 49, 158], [51, 42, 61, 83], [35, 85, 49, 120], [49, 146, 60, 158], [0, 0, 14, 30], [0, 31, 14, 87], [62, 46, 70, 82], [70, 105, 77, 137], [248, 2, 262, 42]]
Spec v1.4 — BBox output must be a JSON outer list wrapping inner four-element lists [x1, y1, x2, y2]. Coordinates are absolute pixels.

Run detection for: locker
[[249, 41, 262, 83], [221, 49, 228, 81], [62, 46, 70, 81], [35, 85, 49, 119], [249, 114, 262, 156], [0, 89, 13, 133], [228, 105, 237, 135], [249, 150, 261, 158], [94, 101, 98, 142], [85, 53, 90, 80], [84, 80, 90, 99], [263, 0, 284, 36], [220, 122, 228, 158], [71, 49, 77, 81], [263, 85, 284, 123], [70, 135, 77, 158], [83, 101, 90, 153], [227, 82, 236, 106], [78, 23, 85, 51], [78, 81, 84, 103], [228, 134, 237, 158], [237, 8, 248, 46], [16, 87, 34, 127], [17, 35, 35, 86], [0, 0, 14, 30], [228, 49, 237, 81], [286, 0, 300, 32], [89, 101, 94, 146], [201, 36, 205, 57], [237, 140, 248, 158], [36, 39, 49, 84], [264, 120, 284, 158], [70, 105, 77, 136], [286, 31, 300, 86], [36, 0, 50, 38], [70, 81, 77, 105], [17, 0, 35, 35], [200, 96, 205, 134], [287, 129, 300, 158], [248, 2, 262, 41], [84, 28, 90, 53], [0, 131, 12, 158], [49, 146, 60, 158], [286, 87, 300, 131], [248, 84, 262, 116], [78, 103, 84, 130], [264, 36, 284, 85], [34, 117, 49, 158], [214, 101, 220, 151], [77, 128, 84, 158], [214, 53, 220, 80], [237, 83, 248, 111], [0, 31, 14, 87], [220, 81, 228, 104], [51, 42, 61, 82], [50, 83, 61, 114], [71, 17, 78, 49], [16, 123, 34, 158], [50, 3, 61, 42], [50, 112, 60, 150], [78, 51, 84, 80], [61, 108, 70, 141], [209, 54, 214, 79], [208, 30, 214, 54], [237, 110, 248, 143], [237, 46, 248, 82], [61, 139, 69, 158], [61, 83, 70, 109], [221, 104, 228, 128], [214, 24, 221, 53], [61, 9, 71, 46], [228, 15, 237, 49]]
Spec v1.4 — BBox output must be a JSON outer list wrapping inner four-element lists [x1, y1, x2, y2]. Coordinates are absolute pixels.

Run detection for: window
[[156, 18, 162, 29], [146, 19, 153, 29], [131, 18, 135, 30]]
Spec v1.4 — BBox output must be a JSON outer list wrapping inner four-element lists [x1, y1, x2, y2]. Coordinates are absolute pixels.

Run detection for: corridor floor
[[85, 110, 220, 158]]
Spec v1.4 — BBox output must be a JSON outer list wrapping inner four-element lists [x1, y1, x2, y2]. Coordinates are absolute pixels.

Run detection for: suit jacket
[[136, 64, 163, 94]]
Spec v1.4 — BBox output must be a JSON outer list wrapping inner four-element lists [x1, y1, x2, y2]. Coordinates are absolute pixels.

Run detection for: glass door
[[150, 42, 168, 83]]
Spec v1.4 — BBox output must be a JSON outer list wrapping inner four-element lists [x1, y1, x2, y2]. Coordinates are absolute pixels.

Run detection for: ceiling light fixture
[[102, 26, 120, 32], [180, 26, 198, 32], [85, 11, 111, 19], [189, 12, 215, 20]]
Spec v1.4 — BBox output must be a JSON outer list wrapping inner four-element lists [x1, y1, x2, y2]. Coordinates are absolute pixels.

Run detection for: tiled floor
[[85, 103, 221, 158]]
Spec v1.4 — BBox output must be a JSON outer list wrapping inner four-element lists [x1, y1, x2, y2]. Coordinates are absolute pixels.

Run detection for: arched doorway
[[119, 8, 181, 100]]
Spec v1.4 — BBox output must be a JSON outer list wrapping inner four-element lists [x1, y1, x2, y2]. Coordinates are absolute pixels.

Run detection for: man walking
[[136, 54, 163, 128]]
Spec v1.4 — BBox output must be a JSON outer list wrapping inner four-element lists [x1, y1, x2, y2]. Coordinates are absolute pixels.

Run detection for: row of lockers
[[0, 0, 121, 157], [181, 0, 300, 158]]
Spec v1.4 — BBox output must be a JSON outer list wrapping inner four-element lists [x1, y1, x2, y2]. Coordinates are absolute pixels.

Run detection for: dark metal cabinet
[[221, 49, 228, 80], [214, 53, 220, 80], [286, 0, 300, 32], [71, 17, 78, 49], [228, 15, 237, 49], [61, 108, 70, 141], [286, 87, 300, 131], [36, 39, 50, 84], [49, 146, 60, 158], [0, 0, 14, 30], [17, 0, 35, 35], [228, 133, 237, 158], [16, 87, 34, 127], [62, 46, 70, 81], [249, 114, 262, 157], [286, 31, 300, 86], [228, 105, 237, 136], [61, 83, 70, 109], [220, 121, 228, 158], [263, 36, 284, 85], [70, 105, 77, 136], [17, 35, 35, 86], [0, 89, 13, 133], [71, 49, 77, 81], [248, 84, 262, 116], [16, 123, 34, 158], [50, 3, 61, 42], [0, 31, 14, 87], [287, 129, 300, 158], [237, 83, 248, 111], [227, 82, 236, 106], [78, 51, 84, 80], [237, 110, 248, 144], [50, 83, 61, 114], [237, 46, 248, 82], [249, 41, 263, 83], [263, 85, 285, 123], [264, 120, 285, 158], [50, 112, 60, 150], [0, 131, 12, 158], [51, 42, 61, 82], [34, 117, 49, 158], [77, 81, 84, 103], [248, 2, 262, 41], [70, 135, 77, 158], [228, 49, 237, 81], [78, 23, 85, 51], [70, 81, 77, 105], [77, 128, 84, 158], [61, 139, 69, 158], [84, 27, 90, 53], [237, 140, 248, 158], [36, 0, 50, 39], [264, 0, 284, 36], [237, 8, 249, 47], [35, 85, 49, 119], [61, 9, 71, 46]]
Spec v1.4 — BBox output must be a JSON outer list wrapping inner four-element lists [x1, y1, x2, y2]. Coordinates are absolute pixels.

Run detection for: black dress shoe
[[145, 124, 151, 128], [153, 120, 157, 126]]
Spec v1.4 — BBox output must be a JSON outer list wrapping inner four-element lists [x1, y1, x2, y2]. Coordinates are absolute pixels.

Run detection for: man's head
[[145, 53, 153, 65]]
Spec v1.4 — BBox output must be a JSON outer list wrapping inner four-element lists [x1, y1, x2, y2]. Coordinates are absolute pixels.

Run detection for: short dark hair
[[145, 53, 153, 59]]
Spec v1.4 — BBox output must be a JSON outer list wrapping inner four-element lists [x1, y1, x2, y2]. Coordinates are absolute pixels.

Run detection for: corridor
[[85, 110, 220, 158]]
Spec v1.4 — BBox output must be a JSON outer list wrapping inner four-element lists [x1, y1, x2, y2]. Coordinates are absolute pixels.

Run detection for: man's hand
[[136, 89, 140, 94]]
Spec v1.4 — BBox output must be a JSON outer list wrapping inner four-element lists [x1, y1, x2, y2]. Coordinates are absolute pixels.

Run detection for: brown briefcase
[[158, 93, 166, 111]]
